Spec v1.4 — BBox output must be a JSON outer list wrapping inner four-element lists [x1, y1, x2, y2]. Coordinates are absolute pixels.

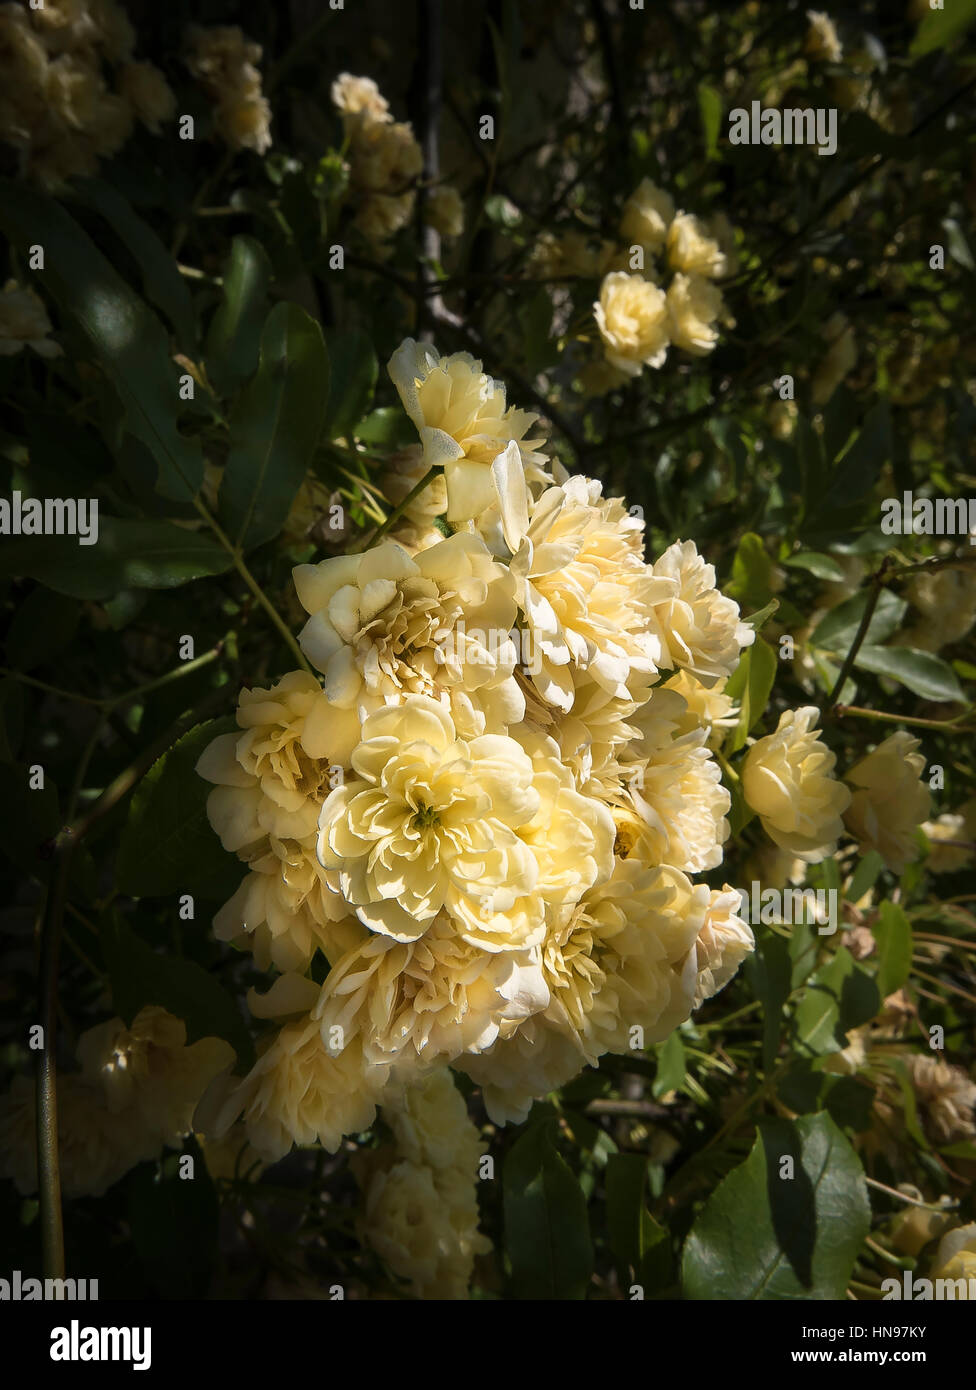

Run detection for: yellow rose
[[843, 731, 930, 874], [929, 1224, 976, 1293], [118, 61, 175, 133], [743, 706, 851, 861], [619, 177, 674, 252], [666, 213, 728, 278], [651, 539, 755, 686], [594, 270, 670, 374], [667, 273, 726, 355]]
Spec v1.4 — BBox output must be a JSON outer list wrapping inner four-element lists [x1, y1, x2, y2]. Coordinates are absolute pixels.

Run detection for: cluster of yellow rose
[[574, 179, 736, 391], [353, 1069, 490, 1298], [184, 23, 272, 155], [0, 1007, 232, 1198], [331, 73, 422, 246], [198, 336, 781, 1177], [0, 0, 174, 186], [330, 73, 465, 247]]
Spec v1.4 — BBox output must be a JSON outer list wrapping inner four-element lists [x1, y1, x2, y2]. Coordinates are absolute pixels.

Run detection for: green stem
[[825, 560, 889, 711], [832, 704, 972, 731], [193, 498, 312, 673], [351, 468, 443, 553]]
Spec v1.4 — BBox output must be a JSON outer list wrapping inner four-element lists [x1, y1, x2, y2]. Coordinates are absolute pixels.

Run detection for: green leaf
[[911, 0, 976, 56], [205, 235, 272, 396], [794, 946, 880, 1056], [355, 407, 417, 449], [872, 901, 913, 998], [102, 914, 253, 1070], [727, 532, 776, 611], [746, 932, 791, 1072], [652, 1031, 686, 1098], [605, 1153, 671, 1293], [782, 551, 845, 582], [4, 588, 79, 671], [322, 329, 377, 441], [0, 182, 203, 504], [218, 301, 330, 550], [724, 636, 777, 750], [116, 719, 243, 901], [809, 588, 906, 656], [846, 851, 884, 906], [788, 922, 820, 991], [697, 82, 722, 160], [126, 1147, 219, 1298], [682, 1112, 870, 1299], [503, 1121, 593, 1300], [0, 518, 233, 600], [74, 178, 197, 348], [853, 645, 966, 705], [744, 598, 779, 631]]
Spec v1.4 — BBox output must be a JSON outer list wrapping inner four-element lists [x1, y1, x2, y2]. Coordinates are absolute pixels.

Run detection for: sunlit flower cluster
[[331, 72, 424, 245], [193, 337, 848, 1180]]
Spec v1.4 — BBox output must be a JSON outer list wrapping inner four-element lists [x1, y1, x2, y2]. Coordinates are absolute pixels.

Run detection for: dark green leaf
[[724, 636, 777, 750], [205, 235, 272, 396], [218, 301, 329, 550], [911, 0, 976, 56], [322, 329, 377, 441], [74, 178, 197, 348], [809, 588, 906, 655], [0, 183, 203, 504], [782, 552, 845, 582], [652, 1031, 686, 1098], [846, 851, 884, 906], [745, 932, 791, 1072], [682, 1112, 870, 1299], [503, 1121, 593, 1300], [794, 946, 880, 1056], [0, 760, 60, 868], [605, 1153, 670, 1293], [116, 718, 243, 901], [697, 82, 722, 160], [0, 518, 233, 599], [355, 407, 416, 449]]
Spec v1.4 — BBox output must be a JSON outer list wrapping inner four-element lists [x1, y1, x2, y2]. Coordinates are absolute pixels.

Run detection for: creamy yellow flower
[[381, 445, 448, 525], [662, 668, 738, 746], [498, 467, 671, 713], [354, 190, 415, 243], [359, 1157, 487, 1298], [693, 886, 755, 1007], [198, 1123, 266, 1183], [184, 24, 272, 154], [313, 918, 547, 1067], [843, 731, 930, 874], [215, 1020, 392, 1160], [888, 1196, 955, 1258], [743, 706, 851, 861], [118, 61, 175, 132], [930, 1225, 976, 1291], [426, 185, 464, 239], [577, 359, 631, 397], [923, 813, 972, 874], [651, 539, 754, 686], [76, 1006, 234, 1147], [666, 213, 728, 278], [293, 534, 523, 740], [899, 565, 976, 653], [198, 670, 350, 845], [616, 692, 730, 873], [0, 280, 61, 357], [667, 273, 725, 356], [805, 10, 843, 63], [386, 1067, 482, 1172], [0, 1073, 156, 1200], [388, 339, 548, 523], [351, 118, 422, 192], [214, 835, 365, 973], [317, 695, 543, 944], [462, 862, 710, 1123], [331, 72, 391, 126], [619, 178, 674, 252], [594, 270, 670, 375]]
